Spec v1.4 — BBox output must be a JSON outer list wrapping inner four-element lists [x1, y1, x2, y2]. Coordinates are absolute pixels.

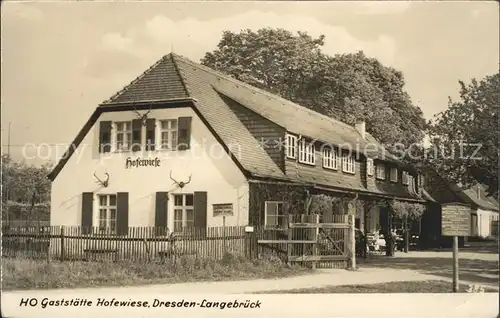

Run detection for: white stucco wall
[[471, 208, 499, 238], [50, 107, 249, 229]]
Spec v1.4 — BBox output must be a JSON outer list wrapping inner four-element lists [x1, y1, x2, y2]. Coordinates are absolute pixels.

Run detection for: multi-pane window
[[376, 164, 385, 180], [286, 134, 298, 159], [115, 121, 132, 151], [390, 168, 398, 182], [367, 158, 374, 176], [402, 171, 409, 185], [298, 139, 315, 165], [341, 153, 355, 174], [173, 194, 194, 232], [265, 201, 285, 229], [323, 146, 339, 170], [160, 119, 178, 150], [98, 194, 117, 234]]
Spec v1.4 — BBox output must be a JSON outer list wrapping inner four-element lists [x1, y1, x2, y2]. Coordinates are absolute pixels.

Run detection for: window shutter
[[116, 192, 129, 236], [99, 121, 112, 153], [193, 191, 207, 231], [155, 192, 168, 236], [177, 117, 192, 150], [146, 119, 156, 151], [81, 192, 93, 234], [131, 119, 142, 152]]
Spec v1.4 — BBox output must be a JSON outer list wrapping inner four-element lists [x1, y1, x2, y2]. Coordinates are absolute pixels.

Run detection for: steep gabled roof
[[451, 183, 499, 212], [102, 54, 189, 104], [49, 53, 421, 202]]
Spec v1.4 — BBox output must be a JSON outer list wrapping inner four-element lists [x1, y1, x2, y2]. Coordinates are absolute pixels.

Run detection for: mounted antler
[[133, 103, 153, 126], [93, 172, 110, 188], [169, 171, 192, 189]]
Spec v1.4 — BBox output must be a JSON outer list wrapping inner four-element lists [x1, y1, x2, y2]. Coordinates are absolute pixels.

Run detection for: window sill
[[342, 170, 356, 175], [323, 166, 339, 171]]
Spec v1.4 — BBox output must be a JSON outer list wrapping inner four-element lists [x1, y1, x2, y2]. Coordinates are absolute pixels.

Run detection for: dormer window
[[390, 168, 398, 182], [367, 158, 374, 176], [159, 119, 178, 150], [286, 134, 298, 159], [323, 146, 339, 170], [402, 171, 409, 185], [298, 139, 315, 165], [115, 121, 133, 151], [376, 164, 385, 180], [341, 153, 355, 174]]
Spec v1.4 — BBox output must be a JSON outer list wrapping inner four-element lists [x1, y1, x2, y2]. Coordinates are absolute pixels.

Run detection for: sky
[[1, 1, 499, 165]]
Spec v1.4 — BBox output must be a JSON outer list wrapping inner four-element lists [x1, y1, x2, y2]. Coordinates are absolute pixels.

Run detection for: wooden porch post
[[363, 201, 369, 260], [348, 199, 357, 270]]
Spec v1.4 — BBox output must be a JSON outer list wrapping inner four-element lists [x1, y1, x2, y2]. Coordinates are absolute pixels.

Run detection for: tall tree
[[428, 73, 499, 197], [201, 28, 427, 149], [1, 154, 52, 220]]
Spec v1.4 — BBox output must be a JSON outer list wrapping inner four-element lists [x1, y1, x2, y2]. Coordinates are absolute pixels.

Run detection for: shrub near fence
[[2, 225, 248, 262]]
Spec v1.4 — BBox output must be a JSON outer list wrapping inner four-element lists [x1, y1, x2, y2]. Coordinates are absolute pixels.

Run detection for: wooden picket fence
[[1, 225, 249, 262]]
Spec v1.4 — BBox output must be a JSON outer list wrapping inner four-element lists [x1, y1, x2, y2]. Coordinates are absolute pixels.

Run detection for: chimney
[[355, 121, 366, 139]]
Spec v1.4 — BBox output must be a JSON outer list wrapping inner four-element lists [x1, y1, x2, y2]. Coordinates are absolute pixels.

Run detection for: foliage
[[1, 154, 51, 222], [3, 254, 311, 291], [1, 201, 50, 221], [428, 73, 499, 197], [2, 154, 52, 204], [389, 200, 425, 220], [201, 28, 427, 149]]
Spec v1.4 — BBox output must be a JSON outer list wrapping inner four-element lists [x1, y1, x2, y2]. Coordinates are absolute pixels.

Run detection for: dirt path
[[3, 267, 481, 296]]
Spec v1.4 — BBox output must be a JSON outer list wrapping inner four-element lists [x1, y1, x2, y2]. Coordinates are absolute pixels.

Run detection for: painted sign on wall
[[213, 203, 234, 217], [441, 203, 471, 236], [125, 157, 161, 169]]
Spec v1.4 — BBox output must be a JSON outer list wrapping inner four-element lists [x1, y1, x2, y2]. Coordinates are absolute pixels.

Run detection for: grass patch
[[3, 253, 312, 291], [256, 280, 499, 293]]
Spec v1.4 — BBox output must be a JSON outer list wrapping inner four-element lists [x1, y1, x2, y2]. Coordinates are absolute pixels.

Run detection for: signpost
[[213, 204, 234, 252], [441, 203, 471, 292]]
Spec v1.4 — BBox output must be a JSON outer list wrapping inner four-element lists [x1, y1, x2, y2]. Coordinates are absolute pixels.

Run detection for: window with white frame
[[376, 164, 385, 180], [98, 194, 117, 234], [298, 139, 315, 165], [173, 194, 194, 232], [402, 171, 409, 185], [115, 121, 132, 151], [159, 119, 178, 150], [286, 134, 298, 159], [367, 158, 374, 176], [341, 153, 355, 174], [265, 201, 285, 229], [322, 146, 339, 170], [390, 167, 398, 182]]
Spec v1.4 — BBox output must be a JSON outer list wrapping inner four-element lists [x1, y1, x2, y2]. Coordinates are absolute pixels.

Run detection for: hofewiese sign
[[125, 157, 161, 169]]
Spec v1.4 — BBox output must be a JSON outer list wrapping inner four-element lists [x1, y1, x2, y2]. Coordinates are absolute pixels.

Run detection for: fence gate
[[256, 214, 353, 269]]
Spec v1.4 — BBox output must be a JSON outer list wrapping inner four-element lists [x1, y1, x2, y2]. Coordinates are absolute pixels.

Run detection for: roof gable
[[102, 55, 189, 105]]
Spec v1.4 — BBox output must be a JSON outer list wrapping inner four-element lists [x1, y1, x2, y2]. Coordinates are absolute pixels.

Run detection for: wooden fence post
[[287, 214, 293, 266], [312, 214, 319, 269], [349, 214, 356, 270], [60, 226, 65, 262]]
